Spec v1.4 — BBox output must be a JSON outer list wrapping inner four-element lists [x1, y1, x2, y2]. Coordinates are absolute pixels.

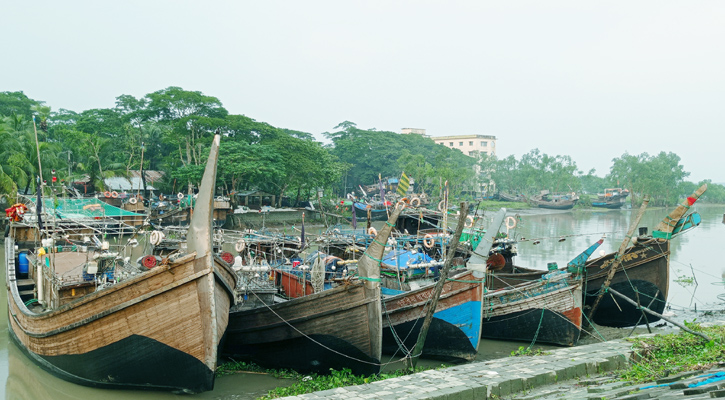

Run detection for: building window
[[468, 151, 476, 156], [469, 141, 473, 146], [459, 142, 463, 146], [481, 141, 487, 147], [449, 142, 454, 146]]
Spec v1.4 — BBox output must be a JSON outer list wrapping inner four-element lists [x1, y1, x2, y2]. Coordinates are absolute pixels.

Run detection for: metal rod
[[608, 287, 711, 342]]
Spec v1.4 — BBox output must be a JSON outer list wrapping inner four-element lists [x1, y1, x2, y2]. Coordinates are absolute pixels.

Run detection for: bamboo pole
[[608, 287, 711, 342], [588, 196, 649, 320], [410, 202, 468, 370]]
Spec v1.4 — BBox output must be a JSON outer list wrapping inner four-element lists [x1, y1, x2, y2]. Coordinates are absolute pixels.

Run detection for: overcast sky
[[4, 1, 724, 183]]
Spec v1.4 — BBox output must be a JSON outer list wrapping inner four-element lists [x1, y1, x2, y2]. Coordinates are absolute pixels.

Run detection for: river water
[[1, 204, 723, 399]]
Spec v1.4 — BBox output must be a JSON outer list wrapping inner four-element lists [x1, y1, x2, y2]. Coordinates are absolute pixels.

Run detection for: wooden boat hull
[[488, 238, 669, 328], [223, 282, 381, 376], [532, 201, 577, 210], [353, 203, 389, 222], [583, 239, 669, 327], [482, 276, 582, 346], [591, 198, 627, 209], [381, 270, 483, 361], [6, 239, 235, 393]]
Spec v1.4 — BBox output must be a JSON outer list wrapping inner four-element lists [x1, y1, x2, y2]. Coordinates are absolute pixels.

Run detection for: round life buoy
[[235, 239, 246, 252], [177, 192, 184, 200], [219, 251, 235, 265], [438, 200, 446, 212], [464, 215, 474, 228], [505, 216, 517, 230], [395, 200, 406, 211], [368, 227, 378, 236], [128, 197, 138, 205], [410, 197, 421, 207], [149, 230, 164, 246], [159, 194, 165, 201], [141, 255, 157, 269], [423, 234, 435, 249], [111, 191, 119, 198], [104, 191, 111, 198]]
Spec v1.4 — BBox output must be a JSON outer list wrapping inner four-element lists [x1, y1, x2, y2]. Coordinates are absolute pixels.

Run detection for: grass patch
[[510, 346, 551, 357], [619, 321, 725, 383], [216, 361, 448, 399]]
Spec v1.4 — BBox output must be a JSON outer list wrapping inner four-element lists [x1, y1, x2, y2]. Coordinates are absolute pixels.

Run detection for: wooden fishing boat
[[353, 201, 389, 222], [485, 237, 669, 328], [381, 269, 483, 361], [466, 216, 601, 346], [528, 190, 579, 210], [5, 134, 236, 393], [481, 270, 583, 346], [221, 203, 405, 375], [486, 185, 706, 328], [592, 188, 630, 209], [495, 192, 526, 202]]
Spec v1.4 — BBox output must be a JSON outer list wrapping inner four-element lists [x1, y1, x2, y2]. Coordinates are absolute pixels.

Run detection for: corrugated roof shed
[[104, 171, 164, 191]]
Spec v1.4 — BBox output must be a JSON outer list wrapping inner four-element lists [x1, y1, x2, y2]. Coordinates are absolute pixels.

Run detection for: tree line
[[1, 88, 723, 208]]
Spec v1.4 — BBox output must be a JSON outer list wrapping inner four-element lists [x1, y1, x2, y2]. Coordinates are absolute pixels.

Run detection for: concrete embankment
[[277, 319, 725, 399], [278, 339, 635, 399]]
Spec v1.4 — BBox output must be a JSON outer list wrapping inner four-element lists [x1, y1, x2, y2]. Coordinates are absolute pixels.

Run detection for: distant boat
[[353, 201, 390, 221], [591, 188, 629, 209], [495, 192, 526, 202], [528, 190, 579, 210], [5, 133, 237, 393]]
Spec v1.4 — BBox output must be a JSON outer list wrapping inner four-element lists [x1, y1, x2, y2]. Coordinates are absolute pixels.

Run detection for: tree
[[608, 151, 689, 206]]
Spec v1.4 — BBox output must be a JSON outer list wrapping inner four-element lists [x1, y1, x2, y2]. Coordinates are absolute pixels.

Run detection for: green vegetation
[[620, 322, 725, 383], [215, 360, 444, 399], [1, 88, 724, 207], [510, 346, 551, 357]]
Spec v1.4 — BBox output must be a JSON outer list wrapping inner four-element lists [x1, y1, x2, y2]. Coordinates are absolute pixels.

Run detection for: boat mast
[[32, 116, 44, 186], [187, 133, 221, 256]]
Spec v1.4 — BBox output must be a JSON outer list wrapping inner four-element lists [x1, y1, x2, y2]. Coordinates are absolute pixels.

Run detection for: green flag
[[396, 172, 410, 196]]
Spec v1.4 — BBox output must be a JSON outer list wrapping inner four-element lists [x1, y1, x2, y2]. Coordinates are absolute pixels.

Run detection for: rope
[[247, 287, 403, 368]]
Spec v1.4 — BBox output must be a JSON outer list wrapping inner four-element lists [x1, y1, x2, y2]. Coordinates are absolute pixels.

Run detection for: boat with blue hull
[[353, 201, 389, 222], [380, 269, 483, 361]]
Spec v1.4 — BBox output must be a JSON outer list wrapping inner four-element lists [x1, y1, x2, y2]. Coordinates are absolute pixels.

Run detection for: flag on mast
[[396, 172, 410, 196]]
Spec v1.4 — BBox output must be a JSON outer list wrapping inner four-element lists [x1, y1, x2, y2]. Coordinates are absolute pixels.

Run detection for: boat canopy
[[42, 198, 144, 218]]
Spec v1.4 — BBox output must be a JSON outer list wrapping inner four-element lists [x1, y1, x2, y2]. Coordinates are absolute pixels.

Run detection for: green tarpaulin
[[42, 198, 144, 219]]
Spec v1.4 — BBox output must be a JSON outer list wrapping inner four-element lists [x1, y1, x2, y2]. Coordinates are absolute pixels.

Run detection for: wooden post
[[608, 287, 711, 342], [410, 202, 468, 370], [588, 196, 649, 320]]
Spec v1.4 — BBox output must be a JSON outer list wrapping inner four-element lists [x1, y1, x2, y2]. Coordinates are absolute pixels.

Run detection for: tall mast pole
[[32, 116, 44, 187]]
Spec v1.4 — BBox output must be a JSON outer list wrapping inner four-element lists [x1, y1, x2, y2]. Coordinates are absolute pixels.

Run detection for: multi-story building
[[431, 134, 498, 196], [431, 134, 497, 158]]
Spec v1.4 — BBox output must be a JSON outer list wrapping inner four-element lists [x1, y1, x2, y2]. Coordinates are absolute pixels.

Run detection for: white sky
[[4, 1, 724, 182]]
